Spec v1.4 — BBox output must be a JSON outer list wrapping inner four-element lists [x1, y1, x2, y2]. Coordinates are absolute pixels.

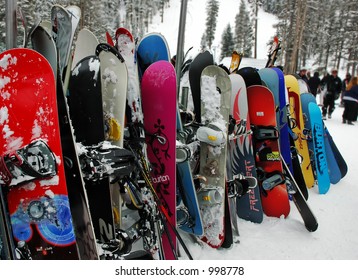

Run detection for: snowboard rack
[[0, 139, 57, 187]]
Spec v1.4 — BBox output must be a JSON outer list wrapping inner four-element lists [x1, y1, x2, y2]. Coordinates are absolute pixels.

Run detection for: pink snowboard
[[141, 61, 177, 260]]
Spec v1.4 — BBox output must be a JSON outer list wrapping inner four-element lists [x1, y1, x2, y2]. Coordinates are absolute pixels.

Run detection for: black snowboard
[[68, 55, 116, 243], [56, 73, 99, 259]]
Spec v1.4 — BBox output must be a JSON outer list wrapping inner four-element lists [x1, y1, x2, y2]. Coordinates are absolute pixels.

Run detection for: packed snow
[[181, 101, 358, 260]]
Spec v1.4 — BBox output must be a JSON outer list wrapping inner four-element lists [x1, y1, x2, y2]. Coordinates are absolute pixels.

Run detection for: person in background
[[298, 68, 309, 84], [342, 76, 358, 125], [321, 69, 342, 119], [340, 73, 352, 107], [308, 71, 321, 97], [306, 71, 312, 80]]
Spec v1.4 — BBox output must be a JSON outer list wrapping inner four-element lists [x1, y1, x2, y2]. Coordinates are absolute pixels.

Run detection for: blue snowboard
[[300, 93, 331, 194], [137, 32, 172, 78], [300, 93, 341, 185], [325, 127, 348, 179]]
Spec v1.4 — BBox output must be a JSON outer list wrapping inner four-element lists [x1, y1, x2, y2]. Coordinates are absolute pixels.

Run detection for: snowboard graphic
[[247, 85, 290, 218], [141, 61, 177, 260], [0, 49, 79, 259], [229, 73, 263, 223], [308, 103, 331, 194], [300, 93, 332, 193]]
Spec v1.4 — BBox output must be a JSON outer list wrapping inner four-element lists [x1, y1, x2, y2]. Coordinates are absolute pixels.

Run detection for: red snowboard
[[247, 85, 290, 218], [0, 49, 78, 259]]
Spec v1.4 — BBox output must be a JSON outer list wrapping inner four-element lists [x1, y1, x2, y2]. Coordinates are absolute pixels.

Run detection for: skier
[[342, 76, 358, 125], [308, 72, 321, 97], [321, 69, 342, 119]]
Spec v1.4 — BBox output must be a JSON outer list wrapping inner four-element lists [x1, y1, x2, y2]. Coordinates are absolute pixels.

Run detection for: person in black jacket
[[321, 69, 342, 119], [308, 72, 321, 97]]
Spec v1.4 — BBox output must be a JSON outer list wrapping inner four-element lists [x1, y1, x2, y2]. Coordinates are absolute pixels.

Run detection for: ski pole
[[135, 149, 193, 260]]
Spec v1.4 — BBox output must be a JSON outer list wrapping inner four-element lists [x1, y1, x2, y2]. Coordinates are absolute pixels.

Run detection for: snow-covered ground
[[149, 0, 358, 261], [180, 102, 358, 260], [146, 0, 358, 275]]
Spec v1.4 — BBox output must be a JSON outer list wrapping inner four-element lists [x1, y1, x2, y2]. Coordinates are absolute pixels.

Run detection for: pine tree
[[220, 24, 234, 60], [201, 33, 208, 51], [344, 0, 358, 75], [202, 0, 219, 50], [235, 0, 253, 57]]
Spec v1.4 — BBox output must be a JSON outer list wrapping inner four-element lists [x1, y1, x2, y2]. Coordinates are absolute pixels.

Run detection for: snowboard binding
[[0, 139, 57, 187], [197, 123, 226, 146], [227, 175, 257, 198], [176, 203, 195, 228], [252, 125, 279, 141], [78, 141, 135, 181], [197, 188, 223, 205], [257, 169, 286, 194], [176, 143, 192, 163]]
